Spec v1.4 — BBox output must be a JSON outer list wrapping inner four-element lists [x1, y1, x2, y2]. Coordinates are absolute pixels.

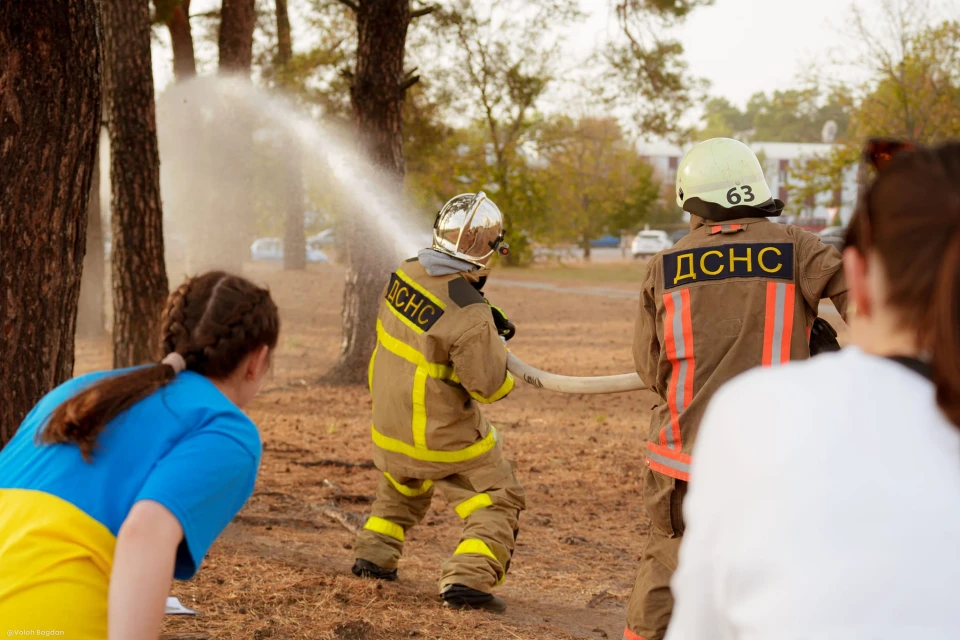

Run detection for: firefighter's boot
[[351, 558, 398, 582], [441, 584, 507, 614]]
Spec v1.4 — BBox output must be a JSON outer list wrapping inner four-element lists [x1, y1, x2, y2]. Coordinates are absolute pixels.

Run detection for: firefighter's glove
[[487, 300, 516, 341], [809, 317, 840, 356]]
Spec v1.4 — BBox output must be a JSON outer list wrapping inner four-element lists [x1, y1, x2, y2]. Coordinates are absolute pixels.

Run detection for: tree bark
[[328, 0, 411, 384], [155, 0, 196, 82], [102, 0, 169, 367], [219, 0, 256, 72], [275, 0, 292, 64], [77, 141, 107, 339], [0, 0, 102, 446], [207, 0, 257, 275], [276, 0, 306, 271]]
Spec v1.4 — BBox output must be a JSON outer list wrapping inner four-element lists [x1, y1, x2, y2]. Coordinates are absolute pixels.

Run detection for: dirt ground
[[74, 262, 655, 640]]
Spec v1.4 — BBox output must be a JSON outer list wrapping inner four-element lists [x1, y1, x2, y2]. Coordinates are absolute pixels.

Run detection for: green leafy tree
[[696, 88, 852, 143], [539, 116, 661, 260], [430, 0, 581, 263], [601, 0, 713, 138], [790, 5, 960, 214]]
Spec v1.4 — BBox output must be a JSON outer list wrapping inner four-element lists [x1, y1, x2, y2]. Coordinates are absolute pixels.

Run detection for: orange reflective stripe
[[622, 628, 647, 640], [780, 284, 796, 362], [662, 292, 680, 448], [680, 289, 695, 428], [663, 290, 694, 450], [646, 441, 692, 481], [763, 282, 796, 366], [710, 224, 743, 235]]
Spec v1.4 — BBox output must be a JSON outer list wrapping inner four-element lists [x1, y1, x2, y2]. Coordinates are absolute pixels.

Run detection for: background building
[[638, 140, 859, 229]]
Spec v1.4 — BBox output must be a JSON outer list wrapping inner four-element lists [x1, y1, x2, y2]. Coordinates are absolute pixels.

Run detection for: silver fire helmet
[[432, 192, 507, 266]]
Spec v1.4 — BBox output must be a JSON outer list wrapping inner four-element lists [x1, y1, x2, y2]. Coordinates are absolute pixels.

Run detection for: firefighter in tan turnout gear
[[352, 192, 525, 613], [624, 138, 849, 640]]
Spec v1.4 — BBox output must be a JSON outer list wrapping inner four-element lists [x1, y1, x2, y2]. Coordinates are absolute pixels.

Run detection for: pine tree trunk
[[276, 0, 306, 271], [155, 0, 196, 82], [101, 0, 169, 367], [77, 142, 107, 339], [275, 0, 292, 64], [0, 0, 102, 447], [208, 0, 257, 275], [328, 0, 410, 384], [219, 0, 256, 71]]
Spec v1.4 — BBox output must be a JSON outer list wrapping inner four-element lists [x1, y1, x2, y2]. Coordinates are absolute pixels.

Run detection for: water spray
[[155, 78, 646, 394]]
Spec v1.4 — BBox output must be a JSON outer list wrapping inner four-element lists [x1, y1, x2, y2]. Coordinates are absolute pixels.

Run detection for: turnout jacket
[[634, 218, 848, 482], [369, 259, 515, 480]]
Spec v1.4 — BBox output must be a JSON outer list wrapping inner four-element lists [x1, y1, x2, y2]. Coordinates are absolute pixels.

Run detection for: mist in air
[[146, 76, 428, 277]]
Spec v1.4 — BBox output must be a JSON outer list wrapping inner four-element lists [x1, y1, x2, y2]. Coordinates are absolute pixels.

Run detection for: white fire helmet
[[432, 192, 508, 267], [676, 138, 783, 218]]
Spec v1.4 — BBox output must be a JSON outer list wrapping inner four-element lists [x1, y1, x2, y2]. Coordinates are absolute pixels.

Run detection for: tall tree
[[219, 0, 257, 71], [540, 117, 661, 260], [433, 0, 580, 262], [789, 3, 960, 213], [329, 0, 425, 383], [276, 0, 307, 271], [208, 0, 257, 275], [603, 0, 713, 137], [848, 6, 960, 143], [0, 0, 102, 446], [154, 0, 197, 81], [76, 143, 107, 339], [101, 0, 170, 367], [696, 89, 853, 143]]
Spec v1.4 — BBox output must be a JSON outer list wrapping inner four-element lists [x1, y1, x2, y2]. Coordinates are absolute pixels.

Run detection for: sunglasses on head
[[844, 138, 918, 250]]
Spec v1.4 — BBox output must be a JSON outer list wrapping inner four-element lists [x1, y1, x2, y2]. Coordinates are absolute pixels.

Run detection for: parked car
[[631, 230, 673, 258], [590, 234, 621, 248], [818, 226, 846, 251], [307, 228, 336, 249], [251, 237, 328, 263]]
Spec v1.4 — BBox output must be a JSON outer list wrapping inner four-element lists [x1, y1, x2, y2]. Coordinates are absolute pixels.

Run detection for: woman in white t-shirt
[[666, 140, 960, 640]]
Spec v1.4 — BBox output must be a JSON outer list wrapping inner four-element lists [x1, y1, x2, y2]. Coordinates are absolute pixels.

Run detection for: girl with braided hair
[[0, 271, 279, 639]]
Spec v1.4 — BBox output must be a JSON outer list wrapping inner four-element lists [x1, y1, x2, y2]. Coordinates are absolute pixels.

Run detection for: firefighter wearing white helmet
[[352, 192, 524, 614], [623, 139, 849, 640]]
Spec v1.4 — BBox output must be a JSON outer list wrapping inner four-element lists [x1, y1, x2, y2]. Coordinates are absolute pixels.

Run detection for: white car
[[631, 230, 673, 258], [251, 237, 328, 263]]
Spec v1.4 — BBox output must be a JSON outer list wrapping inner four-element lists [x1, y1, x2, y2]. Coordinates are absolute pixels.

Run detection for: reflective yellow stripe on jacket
[[371, 319, 501, 463]]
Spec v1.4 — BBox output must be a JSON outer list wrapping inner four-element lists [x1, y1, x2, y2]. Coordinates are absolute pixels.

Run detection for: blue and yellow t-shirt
[[0, 369, 262, 638]]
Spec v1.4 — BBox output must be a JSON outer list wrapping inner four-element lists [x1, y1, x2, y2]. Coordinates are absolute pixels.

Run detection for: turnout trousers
[[624, 465, 687, 640], [354, 457, 526, 594]]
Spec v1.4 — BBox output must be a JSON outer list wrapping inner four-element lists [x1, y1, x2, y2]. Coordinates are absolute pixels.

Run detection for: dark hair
[[855, 142, 960, 426], [40, 272, 280, 460]]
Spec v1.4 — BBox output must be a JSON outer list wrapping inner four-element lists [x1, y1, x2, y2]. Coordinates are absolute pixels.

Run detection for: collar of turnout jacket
[[634, 218, 848, 481], [368, 259, 515, 480]]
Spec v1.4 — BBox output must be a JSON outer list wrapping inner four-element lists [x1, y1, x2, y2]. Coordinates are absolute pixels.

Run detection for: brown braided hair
[[40, 272, 280, 460]]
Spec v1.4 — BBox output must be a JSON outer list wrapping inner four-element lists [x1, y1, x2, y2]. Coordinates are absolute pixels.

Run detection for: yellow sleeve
[[450, 320, 514, 404]]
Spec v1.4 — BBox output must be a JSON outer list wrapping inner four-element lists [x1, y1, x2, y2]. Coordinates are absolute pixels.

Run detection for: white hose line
[[506, 352, 647, 394]]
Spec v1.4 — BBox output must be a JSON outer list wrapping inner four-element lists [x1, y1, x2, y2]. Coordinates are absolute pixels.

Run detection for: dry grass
[[78, 262, 654, 639]]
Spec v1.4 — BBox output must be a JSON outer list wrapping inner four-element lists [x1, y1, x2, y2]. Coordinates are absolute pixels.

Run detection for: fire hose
[[506, 352, 647, 394]]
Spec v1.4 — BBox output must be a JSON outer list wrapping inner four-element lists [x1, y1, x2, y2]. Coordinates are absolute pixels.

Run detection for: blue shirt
[[0, 368, 262, 580]]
